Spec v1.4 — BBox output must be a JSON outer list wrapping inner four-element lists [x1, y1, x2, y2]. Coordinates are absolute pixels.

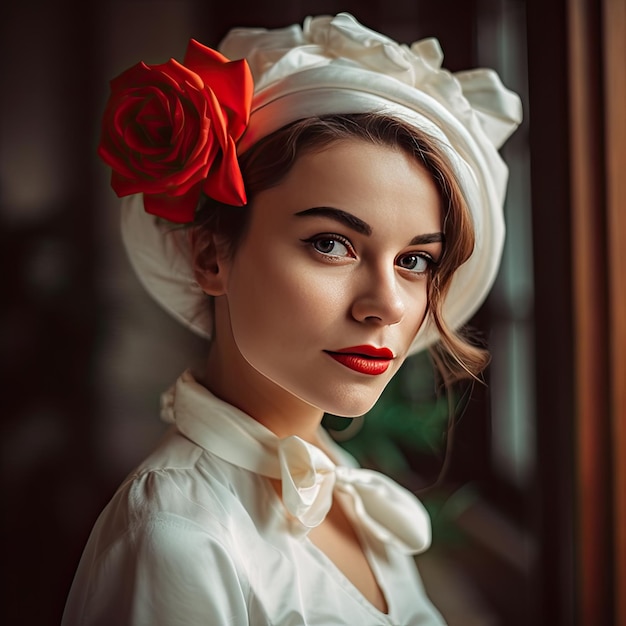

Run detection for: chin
[[313, 386, 385, 419], [327, 403, 378, 419]]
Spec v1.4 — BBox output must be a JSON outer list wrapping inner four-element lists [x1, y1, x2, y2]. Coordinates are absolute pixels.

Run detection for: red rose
[[98, 40, 253, 223]]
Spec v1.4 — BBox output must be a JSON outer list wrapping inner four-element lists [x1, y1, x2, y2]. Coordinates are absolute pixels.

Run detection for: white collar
[[161, 369, 432, 554]]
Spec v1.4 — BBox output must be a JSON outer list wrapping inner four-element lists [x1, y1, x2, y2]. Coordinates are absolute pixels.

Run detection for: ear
[[189, 228, 230, 296]]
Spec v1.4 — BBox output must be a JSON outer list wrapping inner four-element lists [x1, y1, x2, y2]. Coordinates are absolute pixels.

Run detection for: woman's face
[[212, 139, 443, 419]]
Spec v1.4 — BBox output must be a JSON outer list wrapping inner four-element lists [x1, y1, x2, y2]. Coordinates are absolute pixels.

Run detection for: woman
[[63, 13, 522, 625]]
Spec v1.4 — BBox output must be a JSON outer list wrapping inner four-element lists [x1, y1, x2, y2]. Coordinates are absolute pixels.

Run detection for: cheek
[[406, 282, 430, 324], [419, 291, 431, 324], [225, 260, 330, 353]]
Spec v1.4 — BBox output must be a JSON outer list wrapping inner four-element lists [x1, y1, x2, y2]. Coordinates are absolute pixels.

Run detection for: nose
[[351, 265, 406, 326]]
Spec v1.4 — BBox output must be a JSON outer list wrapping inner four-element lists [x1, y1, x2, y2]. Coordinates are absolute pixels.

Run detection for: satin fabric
[[62, 370, 446, 625]]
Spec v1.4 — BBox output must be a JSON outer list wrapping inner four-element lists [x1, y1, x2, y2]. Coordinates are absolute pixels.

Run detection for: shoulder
[[63, 498, 252, 626], [63, 429, 260, 623], [95, 428, 268, 554]]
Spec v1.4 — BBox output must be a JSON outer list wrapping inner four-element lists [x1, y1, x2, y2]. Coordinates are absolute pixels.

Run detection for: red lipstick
[[325, 345, 394, 375]]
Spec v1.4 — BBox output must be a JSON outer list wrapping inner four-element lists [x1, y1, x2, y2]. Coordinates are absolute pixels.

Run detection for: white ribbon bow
[[162, 372, 433, 555], [278, 436, 431, 554]]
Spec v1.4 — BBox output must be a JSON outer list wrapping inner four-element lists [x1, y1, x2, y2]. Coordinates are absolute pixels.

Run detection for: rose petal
[[143, 183, 202, 223], [202, 136, 246, 206], [184, 39, 253, 136]]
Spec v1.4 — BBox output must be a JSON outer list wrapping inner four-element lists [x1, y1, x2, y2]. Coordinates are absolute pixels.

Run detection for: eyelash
[[301, 233, 355, 259], [397, 252, 437, 275], [301, 233, 438, 275]]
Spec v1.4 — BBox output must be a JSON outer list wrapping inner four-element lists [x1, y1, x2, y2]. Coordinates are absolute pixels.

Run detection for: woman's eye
[[307, 236, 352, 257], [397, 253, 431, 274]]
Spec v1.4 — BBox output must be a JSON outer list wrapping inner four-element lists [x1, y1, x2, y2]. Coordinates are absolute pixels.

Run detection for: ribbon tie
[[278, 436, 431, 554], [162, 371, 432, 556]]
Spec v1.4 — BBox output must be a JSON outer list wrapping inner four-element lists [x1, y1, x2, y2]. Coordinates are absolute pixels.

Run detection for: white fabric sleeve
[[62, 512, 250, 626]]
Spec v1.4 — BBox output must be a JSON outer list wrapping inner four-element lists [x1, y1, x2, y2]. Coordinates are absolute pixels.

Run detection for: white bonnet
[[120, 13, 522, 354]]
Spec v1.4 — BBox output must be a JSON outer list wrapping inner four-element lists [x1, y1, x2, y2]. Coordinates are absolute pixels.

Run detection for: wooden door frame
[[602, 0, 626, 622], [569, 0, 626, 623]]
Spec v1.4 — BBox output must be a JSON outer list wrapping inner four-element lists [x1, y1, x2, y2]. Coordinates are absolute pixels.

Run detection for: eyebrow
[[295, 207, 372, 235], [408, 232, 444, 245], [294, 206, 444, 245]]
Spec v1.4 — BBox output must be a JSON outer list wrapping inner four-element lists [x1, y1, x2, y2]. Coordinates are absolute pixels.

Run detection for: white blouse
[[62, 370, 446, 625]]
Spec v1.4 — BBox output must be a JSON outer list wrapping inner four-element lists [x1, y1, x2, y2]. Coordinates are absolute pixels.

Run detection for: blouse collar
[[160, 369, 432, 554]]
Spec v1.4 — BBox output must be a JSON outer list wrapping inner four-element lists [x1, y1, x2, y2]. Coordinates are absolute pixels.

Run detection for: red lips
[[325, 345, 394, 375]]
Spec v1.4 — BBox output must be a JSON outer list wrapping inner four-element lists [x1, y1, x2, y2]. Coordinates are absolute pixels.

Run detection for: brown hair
[[194, 113, 490, 385]]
